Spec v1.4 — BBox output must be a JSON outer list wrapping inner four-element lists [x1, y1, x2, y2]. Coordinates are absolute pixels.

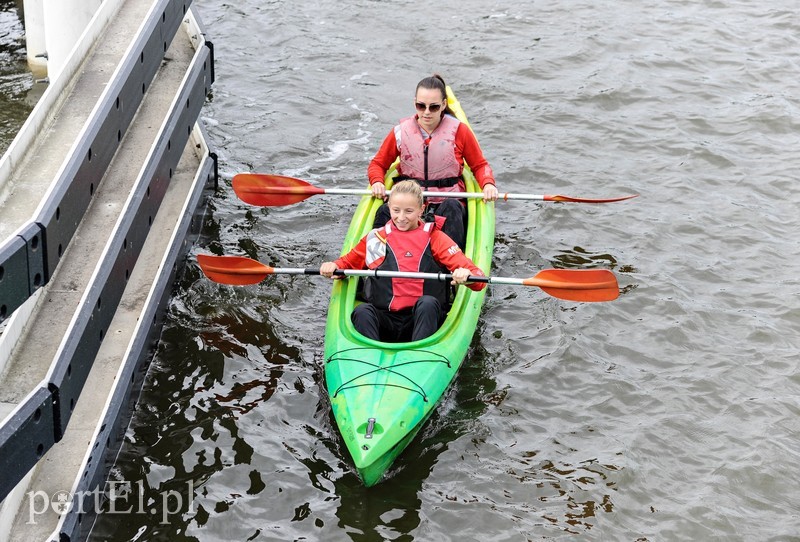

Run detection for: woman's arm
[[456, 124, 495, 190], [367, 129, 400, 186]]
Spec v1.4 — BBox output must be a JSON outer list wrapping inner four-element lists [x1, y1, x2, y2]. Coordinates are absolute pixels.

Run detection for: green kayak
[[323, 87, 495, 486]]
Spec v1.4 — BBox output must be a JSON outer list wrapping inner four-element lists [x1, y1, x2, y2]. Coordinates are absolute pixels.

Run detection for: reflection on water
[[91, 259, 500, 540], [92, 262, 308, 540]]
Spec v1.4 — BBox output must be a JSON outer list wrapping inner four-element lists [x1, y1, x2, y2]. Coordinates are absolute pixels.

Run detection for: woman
[[320, 181, 486, 342], [369, 74, 499, 249]]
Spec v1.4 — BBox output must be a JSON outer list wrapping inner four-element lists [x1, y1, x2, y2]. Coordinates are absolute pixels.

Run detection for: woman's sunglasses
[[415, 101, 444, 113]]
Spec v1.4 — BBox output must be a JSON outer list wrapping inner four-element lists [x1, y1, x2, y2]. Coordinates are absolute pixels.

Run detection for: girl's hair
[[389, 180, 424, 207], [416, 73, 455, 117]]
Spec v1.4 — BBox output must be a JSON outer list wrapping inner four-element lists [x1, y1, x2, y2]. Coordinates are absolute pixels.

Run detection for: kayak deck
[[323, 87, 495, 486], [326, 346, 453, 485]]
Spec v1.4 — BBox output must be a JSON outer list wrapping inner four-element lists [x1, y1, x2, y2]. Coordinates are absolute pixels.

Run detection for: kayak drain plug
[[365, 418, 376, 439]]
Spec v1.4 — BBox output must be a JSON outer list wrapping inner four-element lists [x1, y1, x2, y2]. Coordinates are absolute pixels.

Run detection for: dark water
[[0, 0, 35, 155], [3, 0, 799, 540]]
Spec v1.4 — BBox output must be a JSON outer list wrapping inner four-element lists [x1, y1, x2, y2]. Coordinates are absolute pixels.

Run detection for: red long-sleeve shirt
[[368, 120, 495, 189], [333, 222, 487, 294]]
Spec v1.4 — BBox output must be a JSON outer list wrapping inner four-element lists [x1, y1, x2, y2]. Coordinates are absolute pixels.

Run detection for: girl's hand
[[451, 267, 471, 285], [320, 262, 338, 278]]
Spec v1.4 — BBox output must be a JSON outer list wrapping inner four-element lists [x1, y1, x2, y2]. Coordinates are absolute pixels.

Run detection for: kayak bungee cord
[[326, 347, 452, 402]]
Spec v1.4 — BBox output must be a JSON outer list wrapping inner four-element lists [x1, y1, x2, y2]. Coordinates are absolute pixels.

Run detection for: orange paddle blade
[[232, 173, 324, 206], [196, 254, 273, 285], [543, 194, 639, 203], [524, 269, 619, 302]]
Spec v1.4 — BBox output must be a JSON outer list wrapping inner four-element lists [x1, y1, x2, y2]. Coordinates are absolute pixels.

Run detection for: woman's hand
[[482, 183, 499, 202], [451, 267, 472, 285], [371, 181, 387, 198], [320, 261, 338, 278]]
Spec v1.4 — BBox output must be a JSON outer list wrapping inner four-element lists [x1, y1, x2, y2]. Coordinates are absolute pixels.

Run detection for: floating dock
[[0, 1, 215, 540]]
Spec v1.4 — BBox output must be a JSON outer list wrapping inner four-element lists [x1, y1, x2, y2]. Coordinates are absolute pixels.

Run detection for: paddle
[[231, 173, 639, 207], [197, 254, 620, 302]]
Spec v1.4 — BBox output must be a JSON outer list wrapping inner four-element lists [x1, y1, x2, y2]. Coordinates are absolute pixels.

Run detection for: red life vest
[[397, 115, 465, 203], [364, 218, 448, 311]]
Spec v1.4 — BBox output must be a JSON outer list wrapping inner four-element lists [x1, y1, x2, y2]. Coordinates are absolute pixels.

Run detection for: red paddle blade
[[196, 254, 273, 285], [525, 269, 619, 302], [544, 194, 639, 203], [232, 173, 324, 206]]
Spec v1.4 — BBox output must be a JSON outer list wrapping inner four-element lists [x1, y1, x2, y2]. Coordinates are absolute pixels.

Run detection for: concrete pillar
[[22, 0, 103, 81], [21, 0, 46, 78]]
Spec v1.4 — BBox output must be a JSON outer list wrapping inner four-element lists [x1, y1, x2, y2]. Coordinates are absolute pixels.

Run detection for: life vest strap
[[395, 174, 462, 189]]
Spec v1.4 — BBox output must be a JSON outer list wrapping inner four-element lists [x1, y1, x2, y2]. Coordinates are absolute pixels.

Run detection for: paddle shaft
[[288, 187, 557, 201], [205, 263, 613, 290], [210, 264, 476, 282], [244, 185, 627, 203]]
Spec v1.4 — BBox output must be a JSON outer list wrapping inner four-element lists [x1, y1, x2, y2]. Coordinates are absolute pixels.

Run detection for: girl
[[320, 181, 486, 342]]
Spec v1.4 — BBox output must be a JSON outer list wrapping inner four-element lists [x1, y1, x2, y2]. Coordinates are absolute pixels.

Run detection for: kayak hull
[[323, 87, 495, 486]]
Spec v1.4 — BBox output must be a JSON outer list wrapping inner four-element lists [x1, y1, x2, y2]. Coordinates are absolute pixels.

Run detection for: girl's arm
[[320, 236, 368, 278], [430, 230, 486, 291]]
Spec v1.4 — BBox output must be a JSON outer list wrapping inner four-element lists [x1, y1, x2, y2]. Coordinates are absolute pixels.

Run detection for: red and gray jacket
[[333, 216, 486, 312]]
